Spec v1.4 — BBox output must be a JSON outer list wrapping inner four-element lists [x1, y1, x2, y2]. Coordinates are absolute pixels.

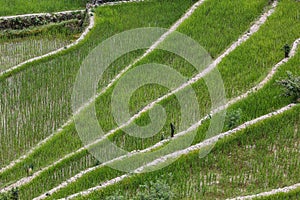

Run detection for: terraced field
[[0, 0, 299, 199]]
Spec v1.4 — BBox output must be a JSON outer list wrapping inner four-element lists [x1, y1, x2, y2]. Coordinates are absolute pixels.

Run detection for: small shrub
[[225, 109, 242, 129], [105, 175, 174, 200], [0, 188, 19, 200], [276, 71, 300, 102], [0, 193, 9, 200], [10, 188, 18, 200], [105, 191, 125, 200], [135, 177, 174, 200]]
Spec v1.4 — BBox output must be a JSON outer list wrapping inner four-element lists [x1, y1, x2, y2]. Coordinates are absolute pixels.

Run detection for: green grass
[[0, 20, 84, 72], [117, 0, 299, 150], [96, 0, 299, 153], [36, 0, 300, 198], [0, 0, 195, 167], [0, 0, 197, 197], [74, 104, 300, 200], [45, 41, 300, 200], [8, 0, 278, 198], [0, 0, 271, 198], [0, 2, 268, 173], [1, 1, 299, 197], [0, 0, 89, 16]]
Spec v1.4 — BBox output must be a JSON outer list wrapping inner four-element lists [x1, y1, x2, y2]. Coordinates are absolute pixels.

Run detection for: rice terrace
[[0, 0, 299, 199]]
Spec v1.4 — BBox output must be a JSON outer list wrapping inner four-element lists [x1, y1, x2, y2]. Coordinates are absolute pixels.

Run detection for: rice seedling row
[[71, 103, 300, 200], [0, 0, 298, 199], [91, 0, 298, 154], [0, 20, 86, 72], [26, 0, 297, 198], [37, 32, 300, 200], [0, 0, 282, 198], [0, 0, 197, 186]]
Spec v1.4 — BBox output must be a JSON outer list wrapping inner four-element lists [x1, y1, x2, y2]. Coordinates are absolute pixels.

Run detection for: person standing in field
[[170, 123, 175, 138], [283, 44, 291, 58]]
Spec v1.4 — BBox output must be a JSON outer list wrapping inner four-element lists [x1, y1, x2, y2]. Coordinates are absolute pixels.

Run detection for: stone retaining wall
[[0, 0, 142, 30], [0, 10, 86, 30]]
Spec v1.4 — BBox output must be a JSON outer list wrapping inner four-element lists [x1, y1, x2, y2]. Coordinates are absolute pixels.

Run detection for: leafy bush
[[0, 188, 19, 200], [105, 176, 174, 200], [10, 188, 18, 200], [0, 193, 8, 200], [135, 178, 174, 200], [277, 71, 300, 102], [105, 191, 125, 200], [225, 109, 242, 129]]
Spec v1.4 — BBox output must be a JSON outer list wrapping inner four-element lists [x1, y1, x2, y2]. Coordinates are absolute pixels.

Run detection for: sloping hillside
[[0, 0, 299, 199]]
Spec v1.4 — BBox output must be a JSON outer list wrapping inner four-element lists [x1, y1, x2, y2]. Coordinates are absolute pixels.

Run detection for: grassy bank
[[0, 0, 88, 16]]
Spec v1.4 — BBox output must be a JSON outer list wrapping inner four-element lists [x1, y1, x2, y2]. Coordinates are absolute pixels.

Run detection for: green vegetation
[[0, 0, 197, 198], [0, 20, 84, 72], [75, 104, 300, 200], [0, 0, 195, 166], [21, 0, 284, 197], [0, 0, 89, 16], [4, 0, 286, 198], [105, 175, 174, 200], [47, 40, 300, 200], [0, 0, 299, 199], [42, 0, 300, 198], [0, 187, 18, 200], [4, 0, 273, 199], [100, 0, 299, 153], [224, 108, 243, 130], [277, 71, 300, 102]]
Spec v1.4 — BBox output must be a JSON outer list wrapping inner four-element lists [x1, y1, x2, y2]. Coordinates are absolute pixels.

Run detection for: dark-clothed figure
[[170, 123, 175, 138], [284, 44, 291, 58]]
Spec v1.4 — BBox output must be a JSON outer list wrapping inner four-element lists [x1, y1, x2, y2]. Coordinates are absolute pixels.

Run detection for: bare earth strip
[[227, 183, 300, 200], [63, 103, 297, 199], [93, 0, 145, 7], [0, 0, 279, 194], [34, 36, 300, 200]]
